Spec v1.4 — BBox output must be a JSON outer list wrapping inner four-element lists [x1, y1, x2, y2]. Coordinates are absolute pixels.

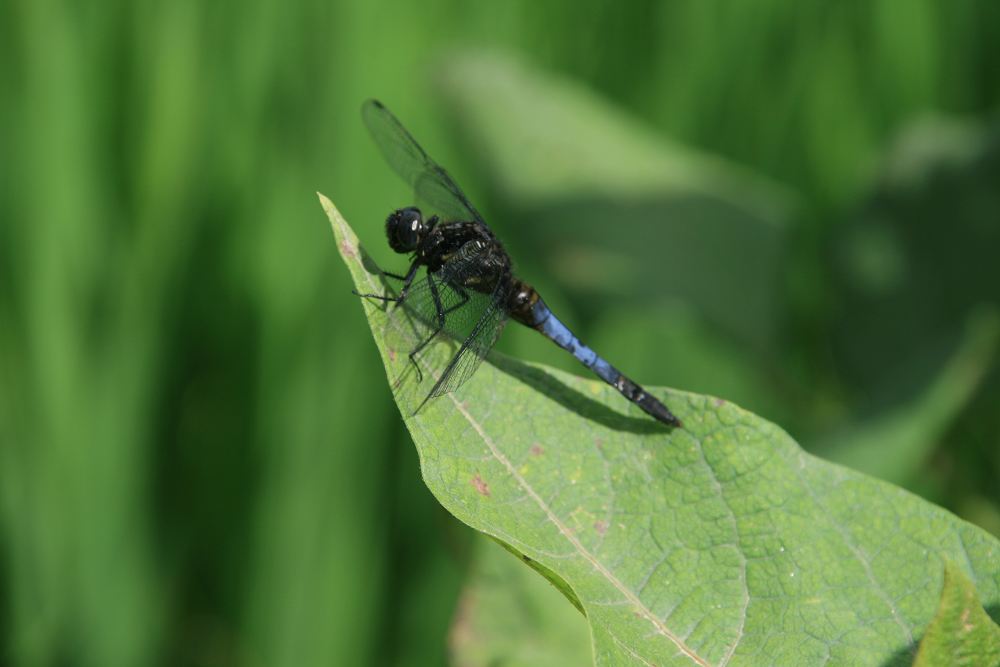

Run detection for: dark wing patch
[[362, 99, 484, 224]]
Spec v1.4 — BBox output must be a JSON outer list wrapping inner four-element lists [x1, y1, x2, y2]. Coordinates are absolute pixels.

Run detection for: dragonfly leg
[[352, 290, 398, 303], [405, 274, 447, 383], [406, 279, 470, 384], [353, 259, 422, 303], [393, 259, 425, 305]]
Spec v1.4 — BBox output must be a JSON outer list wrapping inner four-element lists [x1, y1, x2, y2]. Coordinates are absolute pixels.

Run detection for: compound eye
[[401, 208, 421, 232], [386, 207, 423, 252]]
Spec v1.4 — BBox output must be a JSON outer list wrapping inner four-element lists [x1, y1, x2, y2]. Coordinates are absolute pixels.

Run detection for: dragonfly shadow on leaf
[[354, 100, 684, 427], [358, 247, 394, 311], [488, 354, 666, 435], [358, 244, 668, 432]]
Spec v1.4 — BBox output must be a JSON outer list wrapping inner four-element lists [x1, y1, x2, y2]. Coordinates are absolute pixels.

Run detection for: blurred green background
[[2, 1, 999, 665]]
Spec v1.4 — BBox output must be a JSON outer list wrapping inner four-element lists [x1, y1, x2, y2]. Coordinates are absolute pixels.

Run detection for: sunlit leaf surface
[[324, 194, 1000, 666]]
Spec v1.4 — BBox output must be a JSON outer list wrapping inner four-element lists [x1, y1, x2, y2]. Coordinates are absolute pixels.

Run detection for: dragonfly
[[355, 99, 682, 428]]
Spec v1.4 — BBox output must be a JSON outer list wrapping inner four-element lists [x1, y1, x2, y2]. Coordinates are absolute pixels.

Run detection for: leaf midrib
[[447, 393, 710, 666], [327, 198, 711, 666]]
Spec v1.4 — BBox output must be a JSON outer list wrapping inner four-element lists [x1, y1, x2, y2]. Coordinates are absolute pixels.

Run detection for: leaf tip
[[317, 192, 361, 266]]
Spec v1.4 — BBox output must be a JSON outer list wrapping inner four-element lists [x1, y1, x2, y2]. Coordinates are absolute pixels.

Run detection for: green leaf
[[914, 562, 1000, 667], [831, 117, 1000, 394], [436, 53, 798, 350], [436, 53, 794, 215], [815, 307, 1000, 486], [322, 194, 1000, 666], [449, 535, 592, 667]]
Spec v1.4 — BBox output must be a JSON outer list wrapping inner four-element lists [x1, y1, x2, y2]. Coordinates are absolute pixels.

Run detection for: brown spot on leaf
[[472, 474, 490, 497], [594, 520, 608, 536], [530, 443, 544, 457], [594, 437, 604, 449], [340, 240, 357, 259], [713, 397, 726, 407]]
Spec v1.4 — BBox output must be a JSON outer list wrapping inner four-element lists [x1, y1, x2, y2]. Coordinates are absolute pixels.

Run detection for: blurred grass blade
[[323, 194, 1000, 666]]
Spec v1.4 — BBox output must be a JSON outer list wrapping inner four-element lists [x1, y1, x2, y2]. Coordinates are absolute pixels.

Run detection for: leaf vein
[[447, 395, 711, 666]]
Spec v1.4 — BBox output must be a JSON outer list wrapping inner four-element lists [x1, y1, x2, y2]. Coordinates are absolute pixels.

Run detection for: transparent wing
[[425, 288, 506, 400], [387, 272, 496, 359], [383, 244, 508, 409], [362, 99, 484, 224]]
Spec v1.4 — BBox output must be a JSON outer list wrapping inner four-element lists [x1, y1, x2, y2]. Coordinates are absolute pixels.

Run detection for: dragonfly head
[[385, 207, 427, 253]]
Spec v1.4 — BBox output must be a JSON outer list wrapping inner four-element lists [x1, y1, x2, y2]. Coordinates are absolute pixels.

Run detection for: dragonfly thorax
[[360, 99, 682, 427], [385, 207, 427, 253]]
